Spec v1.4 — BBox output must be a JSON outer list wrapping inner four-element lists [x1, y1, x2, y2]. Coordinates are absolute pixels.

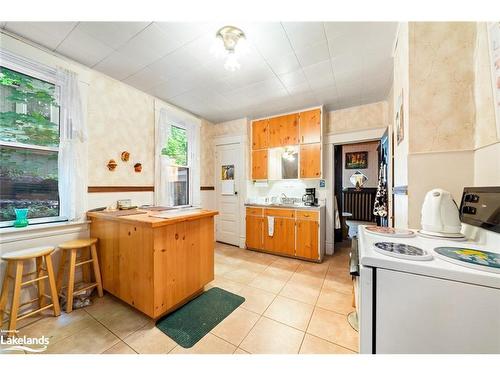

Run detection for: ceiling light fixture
[[214, 25, 247, 71]]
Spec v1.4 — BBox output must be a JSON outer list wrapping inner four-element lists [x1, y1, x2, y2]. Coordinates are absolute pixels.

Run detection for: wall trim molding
[[88, 186, 154, 193], [325, 127, 387, 145]]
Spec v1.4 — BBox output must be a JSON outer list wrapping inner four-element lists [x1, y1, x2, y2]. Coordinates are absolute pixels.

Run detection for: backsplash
[[246, 179, 326, 205]]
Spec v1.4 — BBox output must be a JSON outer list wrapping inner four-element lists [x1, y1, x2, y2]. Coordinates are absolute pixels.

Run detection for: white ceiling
[[1, 22, 397, 123]]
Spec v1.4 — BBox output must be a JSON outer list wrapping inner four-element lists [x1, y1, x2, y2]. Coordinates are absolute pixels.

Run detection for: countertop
[[87, 208, 218, 228], [245, 203, 324, 211]]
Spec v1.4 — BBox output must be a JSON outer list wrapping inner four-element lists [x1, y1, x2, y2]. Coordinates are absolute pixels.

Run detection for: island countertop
[[87, 208, 218, 228]]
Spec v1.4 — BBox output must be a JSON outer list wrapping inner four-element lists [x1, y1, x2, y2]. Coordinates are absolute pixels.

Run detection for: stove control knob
[[464, 194, 479, 203], [462, 206, 477, 215]]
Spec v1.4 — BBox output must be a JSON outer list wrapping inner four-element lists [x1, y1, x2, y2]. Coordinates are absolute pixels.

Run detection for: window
[[161, 125, 190, 206], [0, 66, 61, 226]]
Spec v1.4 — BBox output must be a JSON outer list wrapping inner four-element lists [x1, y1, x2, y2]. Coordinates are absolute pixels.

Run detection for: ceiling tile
[[56, 27, 114, 67], [282, 22, 326, 50], [154, 22, 210, 47], [303, 60, 333, 83], [93, 50, 146, 81], [265, 51, 301, 75], [4, 22, 77, 50], [117, 23, 183, 68], [278, 69, 307, 88], [76, 22, 150, 49], [248, 22, 294, 58], [123, 66, 168, 92], [295, 40, 331, 68]]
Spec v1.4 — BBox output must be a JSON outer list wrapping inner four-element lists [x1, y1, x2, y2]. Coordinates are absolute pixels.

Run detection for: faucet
[[280, 193, 287, 204]]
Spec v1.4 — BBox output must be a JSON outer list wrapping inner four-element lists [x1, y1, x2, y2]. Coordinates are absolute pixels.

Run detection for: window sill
[[0, 220, 90, 245]]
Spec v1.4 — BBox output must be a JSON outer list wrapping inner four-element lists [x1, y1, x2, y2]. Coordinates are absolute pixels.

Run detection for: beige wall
[[327, 101, 387, 134], [473, 23, 500, 187], [392, 22, 500, 229], [409, 22, 476, 153], [87, 73, 155, 186], [200, 119, 215, 187], [342, 141, 379, 188]]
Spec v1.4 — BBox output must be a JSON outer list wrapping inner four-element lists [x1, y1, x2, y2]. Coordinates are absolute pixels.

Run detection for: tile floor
[[1, 241, 358, 354]]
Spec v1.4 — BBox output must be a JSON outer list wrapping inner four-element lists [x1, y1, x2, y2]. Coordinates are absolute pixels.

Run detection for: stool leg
[[36, 257, 46, 308], [56, 250, 67, 296], [0, 261, 13, 328], [8, 260, 24, 336], [44, 254, 61, 316], [81, 247, 91, 284], [66, 249, 77, 313], [90, 244, 104, 297]]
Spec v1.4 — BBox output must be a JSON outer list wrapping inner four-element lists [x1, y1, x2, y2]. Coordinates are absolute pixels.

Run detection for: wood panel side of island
[[153, 216, 214, 318]]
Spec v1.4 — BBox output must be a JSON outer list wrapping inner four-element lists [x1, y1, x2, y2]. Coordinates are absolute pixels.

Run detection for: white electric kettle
[[420, 188, 464, 238]]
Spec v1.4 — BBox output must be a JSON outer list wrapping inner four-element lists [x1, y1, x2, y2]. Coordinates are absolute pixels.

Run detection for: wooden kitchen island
[[87, 209, 218, 319]]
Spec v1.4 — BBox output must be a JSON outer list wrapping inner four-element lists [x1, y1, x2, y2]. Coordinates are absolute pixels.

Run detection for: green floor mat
[[155, 287, 245, 348]]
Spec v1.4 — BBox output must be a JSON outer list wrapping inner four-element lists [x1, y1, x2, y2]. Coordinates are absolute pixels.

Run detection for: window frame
[[0, 63, 66, 228], [165, 123, 192, 208]]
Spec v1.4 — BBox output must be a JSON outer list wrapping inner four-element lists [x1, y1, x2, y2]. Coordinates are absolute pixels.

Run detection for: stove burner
[[433, 247, 500, 274], [373, 242, 433, 261]]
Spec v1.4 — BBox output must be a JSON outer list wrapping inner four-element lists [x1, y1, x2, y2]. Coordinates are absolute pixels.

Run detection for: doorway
[[215, 141, 243, 247], [334, 139, 387, 242]]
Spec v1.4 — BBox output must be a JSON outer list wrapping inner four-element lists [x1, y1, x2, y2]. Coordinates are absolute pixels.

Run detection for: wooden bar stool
[[0, 247, 61, 336], [56, 238, 103, 313]]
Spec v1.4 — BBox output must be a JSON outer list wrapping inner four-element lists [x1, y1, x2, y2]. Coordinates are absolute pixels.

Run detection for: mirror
[[268, 146, 299, 180]]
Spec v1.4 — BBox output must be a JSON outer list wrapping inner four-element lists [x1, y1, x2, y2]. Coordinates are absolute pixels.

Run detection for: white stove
[[354, 187, 500, 354]]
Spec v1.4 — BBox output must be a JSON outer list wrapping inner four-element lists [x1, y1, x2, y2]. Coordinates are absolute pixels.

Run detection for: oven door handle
[[350, 236, 360, 277]]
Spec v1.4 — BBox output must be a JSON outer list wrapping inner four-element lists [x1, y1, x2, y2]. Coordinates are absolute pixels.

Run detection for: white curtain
[[154, 106, 201, 207], [56, 67, 87, 221]]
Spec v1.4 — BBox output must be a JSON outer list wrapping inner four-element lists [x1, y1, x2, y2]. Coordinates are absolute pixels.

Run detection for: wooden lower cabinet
[[296, 219, 319, 260], [246, 215, 263, 249], [264, 217, 295, 256], [246, 207, 323, 262]]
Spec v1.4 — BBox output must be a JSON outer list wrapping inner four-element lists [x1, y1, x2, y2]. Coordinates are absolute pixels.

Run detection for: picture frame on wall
[[345, 151, 368, 169], [396, 91, 404, 145], [487, 22, 500, 138]]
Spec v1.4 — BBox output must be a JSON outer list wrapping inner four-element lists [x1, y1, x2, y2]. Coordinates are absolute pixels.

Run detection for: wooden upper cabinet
[[279, 113, 299, 146], [252, 119, 268, 150], [299, 109, 321, 144], [268, 114, 299, 147], [300, 143, 321, 178], [251, 149, 268, 180]]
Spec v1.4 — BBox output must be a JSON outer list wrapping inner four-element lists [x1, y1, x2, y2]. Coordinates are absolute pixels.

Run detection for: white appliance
[[352, 187, 500, 354], [420, 188, 464, 238]]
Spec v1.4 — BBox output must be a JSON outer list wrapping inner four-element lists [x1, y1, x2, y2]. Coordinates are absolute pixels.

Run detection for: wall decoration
[[107, 159, 117, 171], [345, 151, 368, 169], [350, 171, 368, 189], [221, 164, 234, 180], [121, 151, 130, 162], [396, 91, 405, 145], [487, 22, 500, 137], [134, 163, 142, 173]]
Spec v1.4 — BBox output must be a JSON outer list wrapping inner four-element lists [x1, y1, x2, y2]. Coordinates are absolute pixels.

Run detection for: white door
[[215, 143, 242, 246]]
